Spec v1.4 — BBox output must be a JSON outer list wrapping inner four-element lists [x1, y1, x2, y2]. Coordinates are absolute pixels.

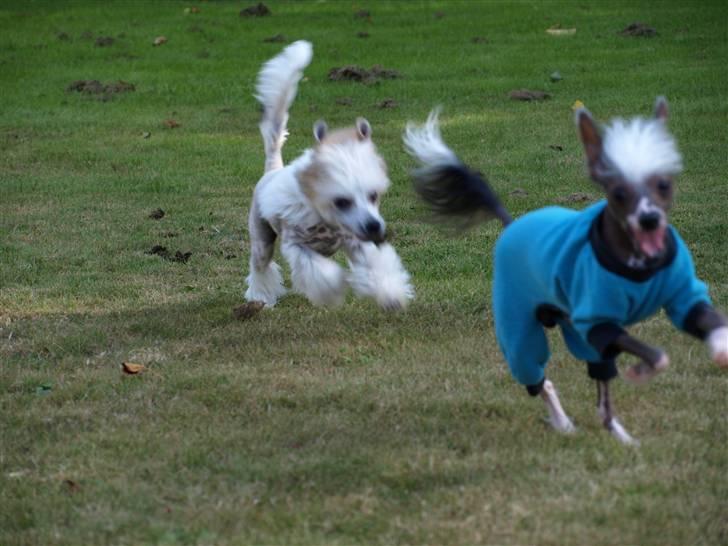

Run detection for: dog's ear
[[356, 117, 371, 140], [654, 96, 669, 123], [576, 108, 609, 185], [313, 120, 328, 143]]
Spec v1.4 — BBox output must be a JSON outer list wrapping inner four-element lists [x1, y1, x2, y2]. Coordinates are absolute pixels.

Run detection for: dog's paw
[[707, 327, 728, 368], [624, 353, 669, 385]]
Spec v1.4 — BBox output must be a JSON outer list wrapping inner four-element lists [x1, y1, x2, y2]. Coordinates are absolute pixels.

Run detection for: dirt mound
[[328, 65, 400, 84]]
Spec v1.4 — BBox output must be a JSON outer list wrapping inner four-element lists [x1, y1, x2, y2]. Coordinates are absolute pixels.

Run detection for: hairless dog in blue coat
[[404, 99, 727, 444]]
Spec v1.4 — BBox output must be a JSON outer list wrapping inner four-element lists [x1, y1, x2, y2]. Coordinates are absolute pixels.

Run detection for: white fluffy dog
[[245, 41, 413, 309]]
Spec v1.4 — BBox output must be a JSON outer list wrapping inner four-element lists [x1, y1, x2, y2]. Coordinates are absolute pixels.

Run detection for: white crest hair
[[602, 117, 683, 184]]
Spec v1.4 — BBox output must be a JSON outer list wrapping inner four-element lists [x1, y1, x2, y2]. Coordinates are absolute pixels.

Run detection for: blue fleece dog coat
[[492, 201, 710, 387]]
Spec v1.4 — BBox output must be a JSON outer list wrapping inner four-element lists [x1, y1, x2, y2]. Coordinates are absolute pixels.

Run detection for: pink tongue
[[635, 226, 666, 258]]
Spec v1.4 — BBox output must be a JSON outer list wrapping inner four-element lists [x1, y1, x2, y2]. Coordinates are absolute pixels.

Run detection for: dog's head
[[576, 97, 683, 261], [299, 118, 390, 244]]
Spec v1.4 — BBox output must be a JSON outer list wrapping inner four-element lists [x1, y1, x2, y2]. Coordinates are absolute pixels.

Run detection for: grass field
[[2, 1, 727, 544]]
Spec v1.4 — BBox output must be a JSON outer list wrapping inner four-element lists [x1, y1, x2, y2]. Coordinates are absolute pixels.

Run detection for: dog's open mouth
[[632, 225, 667, 259]]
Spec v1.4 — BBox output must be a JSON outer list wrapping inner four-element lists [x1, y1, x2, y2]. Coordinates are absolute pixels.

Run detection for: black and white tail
[[255, 40, 313, 173], [403, 109, 512, 228]]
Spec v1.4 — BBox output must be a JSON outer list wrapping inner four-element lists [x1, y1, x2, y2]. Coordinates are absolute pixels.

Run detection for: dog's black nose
[[639, 212, 661, 231], [364, 219, 385, 244], [365, 219, 382, 236]]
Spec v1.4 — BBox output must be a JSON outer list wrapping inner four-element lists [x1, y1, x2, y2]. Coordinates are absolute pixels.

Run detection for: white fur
[[347, 242, 414, 310], [255, 40, 313, 173], [541, 380, 576, 433], [708, 326, 728, 366], [602, 117, 683, 184], [245, 41, 413, 309], [245, 261, 285, 306], [403, 108, 459, 169]]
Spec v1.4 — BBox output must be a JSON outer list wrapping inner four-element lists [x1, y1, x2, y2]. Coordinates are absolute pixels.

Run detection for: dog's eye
[[334, 197, 353, 211], [612, 187, 627, 204], [368, 192, 378, 204], [657, 179, 671, 194]]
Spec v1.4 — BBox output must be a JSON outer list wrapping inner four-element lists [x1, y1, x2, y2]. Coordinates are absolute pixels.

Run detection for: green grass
[[2, 1, 727, 544]]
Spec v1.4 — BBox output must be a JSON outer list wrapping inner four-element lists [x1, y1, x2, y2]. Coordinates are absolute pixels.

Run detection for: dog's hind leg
[[596, 380, 638, 445], [539, 380, 576, 433], [281, 239, 346, 307], [245, 204, 286, 306]]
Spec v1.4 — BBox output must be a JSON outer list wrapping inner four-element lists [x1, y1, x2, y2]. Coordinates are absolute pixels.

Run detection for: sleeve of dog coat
[[663, 234, 711, 333]]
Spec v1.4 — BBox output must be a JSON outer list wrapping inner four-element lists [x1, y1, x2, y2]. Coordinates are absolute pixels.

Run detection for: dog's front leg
[[344, 240, 413, 310], [280, 239, 347, 307], [613, 333, 670, 384], [683, 302, 728, 367]]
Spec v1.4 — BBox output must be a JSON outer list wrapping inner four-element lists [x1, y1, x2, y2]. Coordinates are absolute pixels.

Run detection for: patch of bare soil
[[619, 22, 657, 37], [66, 80, 135, 101], [148, 208, 165, 220], [240, 3, 271, 17], [233, 301, 265, 320], [146, 245, 191, 264], [509, 89, 550, 101], [263, 33, 286, 43], [94, 36, 114, 47], [328, 65, 400, 84]]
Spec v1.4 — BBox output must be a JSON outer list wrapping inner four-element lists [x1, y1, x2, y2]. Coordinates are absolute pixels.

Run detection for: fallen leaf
[[572, 99, 585, 111], [121, 362, 145, 374], [509, 89, 550, 101], [546, 26, 576, 36], [153, 36, 168, 47], [232, 301, 265, 320], [164, 119, 180, 129], [64, 479, 81, 493]]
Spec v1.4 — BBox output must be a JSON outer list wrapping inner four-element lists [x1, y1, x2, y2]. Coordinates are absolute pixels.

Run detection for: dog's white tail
[[255, 40, 313, 172], [404, 109, 512, 227]]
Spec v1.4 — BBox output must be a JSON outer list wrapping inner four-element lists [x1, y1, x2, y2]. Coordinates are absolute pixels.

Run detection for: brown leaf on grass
[[121, 362, 145, 374], [232, 301, 265, 320], [153, 36, 168, 46], [509, 89, 551, 101], [619, 22, 657, 37], [240, 3, 271, 17], [163, 119, 180, 129], [64, 479, 81, 492]]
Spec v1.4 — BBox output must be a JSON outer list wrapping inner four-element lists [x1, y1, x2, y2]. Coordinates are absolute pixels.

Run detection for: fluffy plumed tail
[[403, 109, 512, 228], [255, 40, 313, 172]]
